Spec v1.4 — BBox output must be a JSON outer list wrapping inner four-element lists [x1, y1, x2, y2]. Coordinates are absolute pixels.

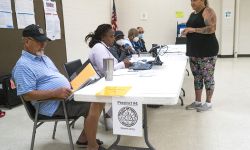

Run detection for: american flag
[[111, 0, 118, 31]]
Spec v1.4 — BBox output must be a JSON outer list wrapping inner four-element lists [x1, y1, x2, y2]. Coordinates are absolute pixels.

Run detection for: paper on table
[[96, 86, 132, 96], [113, 69, 138, 76], [166, 45, 186, 53], [139, 70, 155, 77]]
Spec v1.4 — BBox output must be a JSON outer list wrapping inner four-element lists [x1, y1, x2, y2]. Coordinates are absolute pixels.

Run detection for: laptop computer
[[130, 60, 153, 70], [67, 59, 100, 100]]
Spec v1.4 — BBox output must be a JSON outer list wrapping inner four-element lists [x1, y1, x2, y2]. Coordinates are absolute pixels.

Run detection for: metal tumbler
[[103, 58, 114, 81]]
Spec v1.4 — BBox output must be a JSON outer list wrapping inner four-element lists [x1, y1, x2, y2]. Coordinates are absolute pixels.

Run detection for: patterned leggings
[[189, 56, 217, 90]]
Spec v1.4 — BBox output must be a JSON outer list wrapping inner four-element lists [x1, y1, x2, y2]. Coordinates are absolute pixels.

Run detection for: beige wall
[[237, 0, 250, 55], [220, 0, 235, 55], [63, 0, 111, 62], [63, 0, 250, 59], [116, 0, 222, 50]]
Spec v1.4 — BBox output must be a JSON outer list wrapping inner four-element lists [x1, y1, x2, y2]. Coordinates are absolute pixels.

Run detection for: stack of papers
[[96, 86, 132, 96]]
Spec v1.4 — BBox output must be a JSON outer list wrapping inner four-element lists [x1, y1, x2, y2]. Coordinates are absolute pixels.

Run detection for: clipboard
[[67, 59, 100, 100]]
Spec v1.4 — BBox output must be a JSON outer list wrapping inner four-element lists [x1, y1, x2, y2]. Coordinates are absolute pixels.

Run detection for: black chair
[[64, 59, 82, 80], [20, 96, 77, 150], [175, 37, 186, 44], [64, 59, 109, 131]]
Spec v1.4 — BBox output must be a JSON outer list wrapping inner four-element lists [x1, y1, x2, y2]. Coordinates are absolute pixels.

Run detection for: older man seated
[[12, 24, 106, 150], [136, 26, 147, 52]]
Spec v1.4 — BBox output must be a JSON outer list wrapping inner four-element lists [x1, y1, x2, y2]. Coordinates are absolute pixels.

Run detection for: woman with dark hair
[[182, 0, 219, 112], [85, 24, 131, 130], [85, 24, 131, 77]]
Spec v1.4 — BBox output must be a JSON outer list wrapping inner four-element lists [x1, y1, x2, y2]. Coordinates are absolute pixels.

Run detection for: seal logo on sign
[[118, 107, 138, 127]]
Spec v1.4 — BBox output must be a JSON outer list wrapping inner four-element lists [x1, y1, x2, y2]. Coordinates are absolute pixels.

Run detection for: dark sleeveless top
[[186, 7, 219, 57]]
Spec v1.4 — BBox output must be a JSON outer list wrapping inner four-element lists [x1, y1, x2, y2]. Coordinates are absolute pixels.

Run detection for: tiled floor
[[1, 58, 250, 150]]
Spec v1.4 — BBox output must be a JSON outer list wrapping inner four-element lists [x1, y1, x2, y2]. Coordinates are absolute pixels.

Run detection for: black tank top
[[186, 7, 219, 57]]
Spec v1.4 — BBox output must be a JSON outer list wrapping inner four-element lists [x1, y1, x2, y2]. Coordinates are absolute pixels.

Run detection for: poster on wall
[[16, 13, 36, 29], [0, 12, 13, 28], [14, 0, 35, 29], [43, 0, 61, 40], [225, 11, 232, 19], [0, 0, 14, 28], [176, 11, 184, 18], [112, 97, 143, 137], [0, 0, 12, 12]]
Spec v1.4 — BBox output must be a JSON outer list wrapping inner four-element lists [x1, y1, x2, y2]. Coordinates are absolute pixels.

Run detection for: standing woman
[[182, 0, 219, 112]]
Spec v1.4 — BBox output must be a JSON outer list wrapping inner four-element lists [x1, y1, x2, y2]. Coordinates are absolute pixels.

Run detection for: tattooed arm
[[181, 7, 217, 36], [195, 7, 217, 34]]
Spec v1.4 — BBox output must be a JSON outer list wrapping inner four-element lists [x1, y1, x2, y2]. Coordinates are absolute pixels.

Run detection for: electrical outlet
[[140, 12, 148, 21]]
